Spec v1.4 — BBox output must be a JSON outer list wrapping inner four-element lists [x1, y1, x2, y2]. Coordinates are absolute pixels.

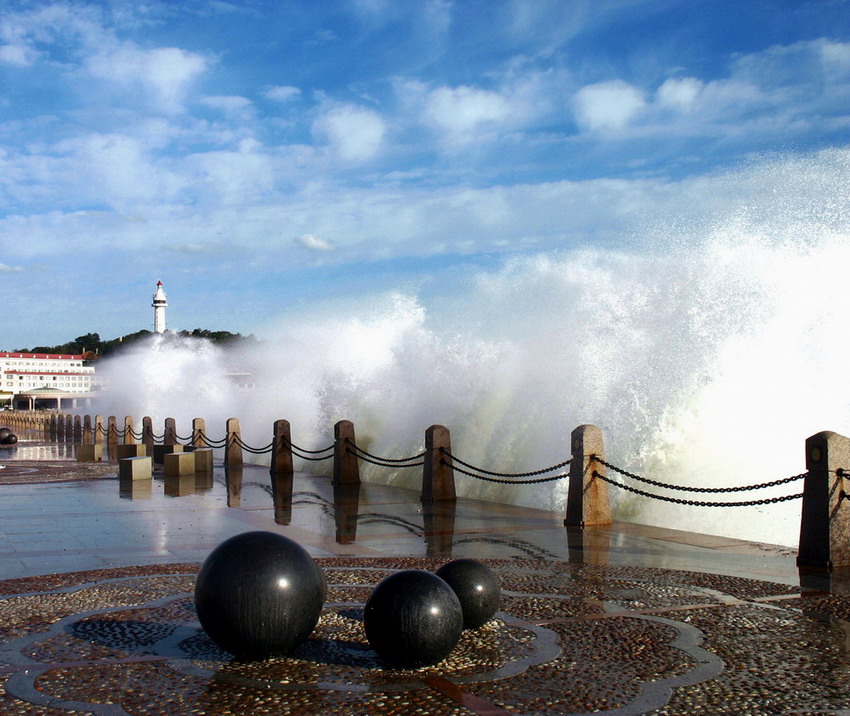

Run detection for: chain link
[[594, 457, 807, 493], [440, 448, 571, 478], [347, 440, 425, 464], [593, 471, 803, 507], [352, 450, 424, 468], [446, 460, 569, 485]]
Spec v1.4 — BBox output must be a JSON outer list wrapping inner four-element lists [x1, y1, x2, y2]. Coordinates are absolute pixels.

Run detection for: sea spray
[[93, 150, 850, 547]]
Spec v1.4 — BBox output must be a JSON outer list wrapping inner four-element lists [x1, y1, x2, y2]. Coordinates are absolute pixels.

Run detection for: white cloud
[[200, 95, 254, 119], [296, 234, 335, 251], [656, 77, 703, 113], [311, 104, 386, 162], [820, 40, 850, 79], [84, 44, 208, 113], [0, 263, 24, 273], [425, 85, 511, 144], [264, 85, 301, 102], [573, 80, 646, 131], [0, 43, 36, 66]]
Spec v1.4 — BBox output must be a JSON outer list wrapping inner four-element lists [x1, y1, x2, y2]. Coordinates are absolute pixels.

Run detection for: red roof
[[0, 352, 85, 360]]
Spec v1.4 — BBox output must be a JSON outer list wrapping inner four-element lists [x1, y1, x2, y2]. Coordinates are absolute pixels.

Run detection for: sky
[[1, 0, 850, 349]]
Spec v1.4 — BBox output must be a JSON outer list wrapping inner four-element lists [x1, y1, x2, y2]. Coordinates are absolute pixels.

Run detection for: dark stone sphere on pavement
[[194, 531, 325, 660], [364, 569, 463, 669], [2, 433, 17, 445], [435, 559, 501, 629], [0, 428, 11, 443]]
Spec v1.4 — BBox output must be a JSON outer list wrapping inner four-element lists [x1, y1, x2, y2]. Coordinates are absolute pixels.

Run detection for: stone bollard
[[107, 416, 119, 455], [48, 414, 58, 440], [421, 425, 455, 502], [798, 431, 850, 571], [225, 418, 243, 467], [142, 417, 154, 450], [123, 416, 135, 445], [164, 417, 177, 446], [333, 420, 360, 485], [94, 415, 105, 445], [65, 414, 74, 442], [271, 419, 294, 477], [83, 415, 93, 445], [73, 415, 82, 443], [192, 418, 206, 447], [565, 424, 611, 527]]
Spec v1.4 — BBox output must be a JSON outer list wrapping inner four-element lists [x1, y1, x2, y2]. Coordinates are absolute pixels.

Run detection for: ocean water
[[93, 150, 850, 547]]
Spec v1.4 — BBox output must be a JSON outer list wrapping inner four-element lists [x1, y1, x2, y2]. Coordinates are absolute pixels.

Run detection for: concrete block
[[164, 451, 195, 477], [192, 447, 214, 473], [115, 444, 147, 460], [119, 456, 152, 481], [153, 444, 183, 465], [77, 444, 103, 462]]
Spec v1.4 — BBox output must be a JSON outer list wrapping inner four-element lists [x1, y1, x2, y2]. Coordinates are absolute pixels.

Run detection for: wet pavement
[[1, 438, 849, 714]]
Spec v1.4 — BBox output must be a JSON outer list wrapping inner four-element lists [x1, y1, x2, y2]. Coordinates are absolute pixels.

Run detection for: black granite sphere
[[2, 433, 17, 445], [194, 531, 325, 660], [435, 559, 501, 629], [364, 569, 463, 668], [0, 428, 11, 443]]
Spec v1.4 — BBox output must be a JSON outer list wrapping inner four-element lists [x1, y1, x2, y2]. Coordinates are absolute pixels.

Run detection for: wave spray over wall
[[95, 150, 850, 548]]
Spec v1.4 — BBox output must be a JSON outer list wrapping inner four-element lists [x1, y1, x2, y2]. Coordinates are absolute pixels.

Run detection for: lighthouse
[[152, 280, 168, 333]]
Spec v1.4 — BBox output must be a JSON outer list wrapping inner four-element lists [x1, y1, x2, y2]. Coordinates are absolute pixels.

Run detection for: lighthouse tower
[[152, 280, 168, 333]]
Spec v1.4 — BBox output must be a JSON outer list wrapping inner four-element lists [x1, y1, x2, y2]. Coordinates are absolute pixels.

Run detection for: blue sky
[[1, 0, 849, 348]]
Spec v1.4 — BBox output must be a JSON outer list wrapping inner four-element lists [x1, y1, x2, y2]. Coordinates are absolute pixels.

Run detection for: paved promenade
[[1, 439, 849, 714]]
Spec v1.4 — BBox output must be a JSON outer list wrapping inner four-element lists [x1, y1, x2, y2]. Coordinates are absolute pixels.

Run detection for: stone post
[[48, 414, 57, 440], [73, 415, 82, 443], [333, 420, 360, 485], [225, 417, 243, 467], [83, 415, 93, 445], [565, 424, 611, 527], [192, 418, 206, 447], [798, 431, 850, 571], [421, 425, 456, 502], [272, 419, 294, 477], [123, 416, 135, 445], [94, 415, 105, 445], [164, 417, 177, 445], [142, 417, 154, 449], [107, 416, 119, 455], [65, 414, 73, 442]]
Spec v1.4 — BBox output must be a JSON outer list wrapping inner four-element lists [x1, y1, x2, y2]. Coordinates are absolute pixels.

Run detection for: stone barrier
[[115, 444, 146, 460], [119, 456, 152, 481], [164, 452, 195, 477], [153, 444, 183, 465], [77, 443, 103, 462]]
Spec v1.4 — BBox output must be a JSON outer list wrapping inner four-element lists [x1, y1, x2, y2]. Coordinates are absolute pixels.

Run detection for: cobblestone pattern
[[0, 559, 849, 714]]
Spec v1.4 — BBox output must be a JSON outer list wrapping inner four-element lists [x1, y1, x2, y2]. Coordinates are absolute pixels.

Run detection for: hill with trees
[[15, 329, 256, 359]]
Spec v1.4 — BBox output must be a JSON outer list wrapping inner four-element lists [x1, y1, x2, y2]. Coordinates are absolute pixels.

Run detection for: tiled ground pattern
[[1, 559, 849, 715]]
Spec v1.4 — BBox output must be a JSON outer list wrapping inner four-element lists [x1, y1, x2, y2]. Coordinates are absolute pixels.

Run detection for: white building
[[0, 352, 98, 410], [152, 280, 168, 333]]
